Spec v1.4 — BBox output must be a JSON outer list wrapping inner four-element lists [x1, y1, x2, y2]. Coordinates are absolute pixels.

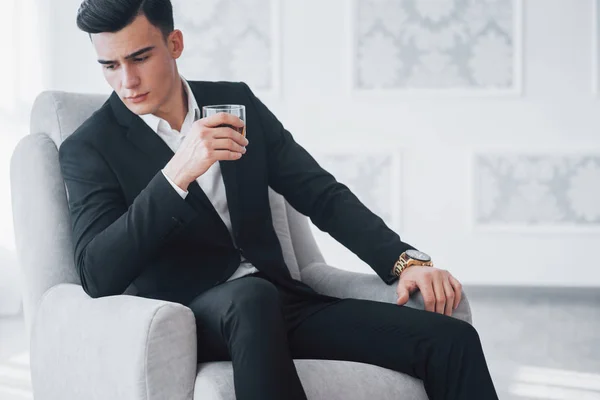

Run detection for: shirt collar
[[138, 75, 200, 134]]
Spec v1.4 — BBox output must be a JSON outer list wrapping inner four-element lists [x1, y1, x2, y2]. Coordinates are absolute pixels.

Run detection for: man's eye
[[133, 56, 149, 62], [104, 64, 116, 70]]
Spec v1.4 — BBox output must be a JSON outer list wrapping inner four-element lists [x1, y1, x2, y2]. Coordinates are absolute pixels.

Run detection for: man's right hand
[[163, 112, 248, 191]]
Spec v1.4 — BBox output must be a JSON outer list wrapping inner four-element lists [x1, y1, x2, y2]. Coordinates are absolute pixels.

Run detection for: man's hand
[[163, 112, 248, 191], [396, 266, 462, 316]]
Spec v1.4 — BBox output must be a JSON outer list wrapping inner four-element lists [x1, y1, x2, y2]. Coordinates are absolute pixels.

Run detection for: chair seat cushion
[[194, 359, 427, 400]]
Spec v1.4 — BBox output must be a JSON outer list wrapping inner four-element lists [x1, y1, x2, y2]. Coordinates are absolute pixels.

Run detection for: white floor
[[0, 352, 32, 400], [1, 286, 599, 400]]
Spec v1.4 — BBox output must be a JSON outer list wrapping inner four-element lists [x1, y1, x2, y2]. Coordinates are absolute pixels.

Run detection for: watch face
[[406, 249, 431, 262]]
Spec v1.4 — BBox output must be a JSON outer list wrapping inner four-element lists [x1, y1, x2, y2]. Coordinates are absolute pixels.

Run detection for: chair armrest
[[301, 263, 472, 324], [30, 284, 197, 400]]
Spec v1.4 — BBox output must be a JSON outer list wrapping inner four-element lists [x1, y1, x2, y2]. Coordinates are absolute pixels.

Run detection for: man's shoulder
[[61, 97, 119, 150], [187, 80, 251, 99], [187, 80, 247, 90], [58, 99, 122, 167]]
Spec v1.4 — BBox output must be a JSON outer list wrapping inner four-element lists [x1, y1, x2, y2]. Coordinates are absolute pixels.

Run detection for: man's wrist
[[163, 163, 191, 192], [161, 169, 189, 199]]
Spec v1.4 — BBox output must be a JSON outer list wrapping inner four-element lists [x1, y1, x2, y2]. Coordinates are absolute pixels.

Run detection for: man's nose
[[121, 66, 140, 89]]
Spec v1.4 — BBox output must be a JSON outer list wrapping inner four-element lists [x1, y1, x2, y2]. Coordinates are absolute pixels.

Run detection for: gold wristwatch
[[392, 249, 434, 277]]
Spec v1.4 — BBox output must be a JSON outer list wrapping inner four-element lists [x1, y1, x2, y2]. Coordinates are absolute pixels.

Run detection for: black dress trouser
[[187, 271, 499, 400]]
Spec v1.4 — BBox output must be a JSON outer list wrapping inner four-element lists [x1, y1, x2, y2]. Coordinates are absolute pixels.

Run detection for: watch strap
[[392, 251, 433, 277]]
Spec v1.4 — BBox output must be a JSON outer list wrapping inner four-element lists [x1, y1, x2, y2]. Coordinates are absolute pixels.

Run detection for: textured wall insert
[[474, 154, 600, 227], [353, 0, 521, 92]]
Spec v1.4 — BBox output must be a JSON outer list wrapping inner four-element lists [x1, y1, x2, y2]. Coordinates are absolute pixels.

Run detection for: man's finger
[[449, 275, 463, 310], [201, 112, 245, 129], [418, 278, 435, 313], [211, 138, 247, 154], [396, 284, 409, 306], [210, 127, 249, 145], [210, 149, 243, 161], [442, 277, 455, 316], [432, 273, 447, 315]]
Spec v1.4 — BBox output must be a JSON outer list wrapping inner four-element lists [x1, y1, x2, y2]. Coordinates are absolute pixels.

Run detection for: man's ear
[[167, 29, 184, 59]]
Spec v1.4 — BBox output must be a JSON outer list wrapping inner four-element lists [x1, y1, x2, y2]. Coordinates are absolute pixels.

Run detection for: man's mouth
[[126, 93, 149, 103]]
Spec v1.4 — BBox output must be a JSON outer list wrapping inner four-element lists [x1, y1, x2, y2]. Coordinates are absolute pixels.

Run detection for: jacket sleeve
[[241, 83, 414, 284], [59, 138, 198, 298]]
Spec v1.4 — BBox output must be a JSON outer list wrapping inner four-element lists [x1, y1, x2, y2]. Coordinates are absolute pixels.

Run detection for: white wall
[[37, 0, 600, 286]]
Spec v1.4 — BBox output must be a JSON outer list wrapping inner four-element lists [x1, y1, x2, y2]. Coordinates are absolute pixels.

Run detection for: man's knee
[[437, 317, 481, 348], [223, 277, 281, 324]]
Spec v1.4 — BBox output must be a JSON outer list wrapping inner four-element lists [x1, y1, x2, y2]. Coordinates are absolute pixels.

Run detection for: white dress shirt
[[139, 77, 258, 282]]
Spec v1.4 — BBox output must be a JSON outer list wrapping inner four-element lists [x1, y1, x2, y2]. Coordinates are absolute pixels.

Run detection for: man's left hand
[[396, 266, 462, 316]]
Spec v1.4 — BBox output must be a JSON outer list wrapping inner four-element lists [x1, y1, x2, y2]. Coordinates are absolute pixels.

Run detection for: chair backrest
[[11, 91, 325, 331]]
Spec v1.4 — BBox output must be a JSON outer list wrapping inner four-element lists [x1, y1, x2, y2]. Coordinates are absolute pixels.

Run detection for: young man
[[59, 0, 499, 399]]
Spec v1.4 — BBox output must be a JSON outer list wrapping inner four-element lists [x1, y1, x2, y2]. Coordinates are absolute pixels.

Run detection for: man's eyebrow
[[97, 46, 155, 64]]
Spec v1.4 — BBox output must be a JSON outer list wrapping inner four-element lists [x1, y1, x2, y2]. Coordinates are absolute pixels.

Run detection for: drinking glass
[[202, 105, 246, 138]]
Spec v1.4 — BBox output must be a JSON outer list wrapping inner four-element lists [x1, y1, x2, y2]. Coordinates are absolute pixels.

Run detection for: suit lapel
[[219, 160, 241, 236], [125, 116, 173, 168]]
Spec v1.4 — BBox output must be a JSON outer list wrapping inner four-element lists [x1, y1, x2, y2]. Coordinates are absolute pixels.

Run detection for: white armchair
[[10, 91, 472, 400]]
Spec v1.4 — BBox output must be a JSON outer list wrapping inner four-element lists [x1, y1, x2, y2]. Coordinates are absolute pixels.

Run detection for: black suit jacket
[[58, 81, 414, 304]]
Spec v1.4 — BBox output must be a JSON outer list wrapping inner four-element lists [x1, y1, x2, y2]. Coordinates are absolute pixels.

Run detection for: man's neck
[[154, 79, 188, 132]]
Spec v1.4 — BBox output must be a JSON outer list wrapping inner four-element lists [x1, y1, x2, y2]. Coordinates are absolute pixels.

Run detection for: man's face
[[91, 14, 183, 115]]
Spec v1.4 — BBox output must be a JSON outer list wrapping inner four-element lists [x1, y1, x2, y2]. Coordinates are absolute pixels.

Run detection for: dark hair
[[76, 0, 174, 38]]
